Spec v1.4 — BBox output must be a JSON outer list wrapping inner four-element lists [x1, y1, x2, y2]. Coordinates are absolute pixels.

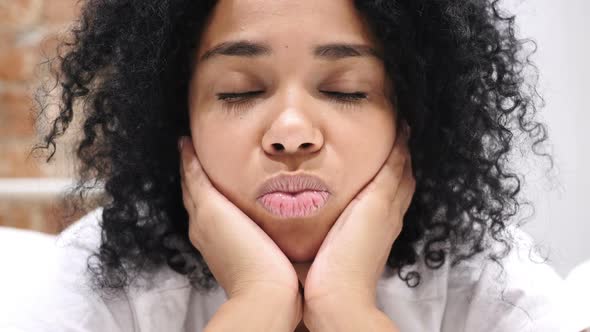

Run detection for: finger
[[178, 136, 264, 253], [392, 153, 416, 219], [178, 137, 195, 210], [403, 156, 417, 212], [387, 121, 411, 172], [370, 152, 414, 247], [390, 124, 412, 194], [371, 122, 411, 200], [179, 136, 213, 207], [342, 126, 411, 241], [178, 138, 189, 205], [178, 137, 187, 187], [395, 122, 416, 210], [180, 173, 195, 212]]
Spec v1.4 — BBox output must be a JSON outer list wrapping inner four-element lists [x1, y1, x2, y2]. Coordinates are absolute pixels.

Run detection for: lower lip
[[257, 190, 330, 218]]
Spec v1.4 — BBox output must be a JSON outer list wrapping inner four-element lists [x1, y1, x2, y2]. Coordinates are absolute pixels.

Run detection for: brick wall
[[0, 0, 98, 234]]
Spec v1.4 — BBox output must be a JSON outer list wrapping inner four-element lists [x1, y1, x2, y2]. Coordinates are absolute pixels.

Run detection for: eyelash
[[216, 90, 368, 114]]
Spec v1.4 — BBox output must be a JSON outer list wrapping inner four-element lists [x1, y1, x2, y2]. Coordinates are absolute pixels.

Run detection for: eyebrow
[[199, 40, 383, 62]]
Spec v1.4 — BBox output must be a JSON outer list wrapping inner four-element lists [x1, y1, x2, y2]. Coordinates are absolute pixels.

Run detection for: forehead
[[198, 0, 381, 55]]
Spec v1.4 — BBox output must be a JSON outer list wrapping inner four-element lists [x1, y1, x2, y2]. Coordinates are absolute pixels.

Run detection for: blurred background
[[0, 0, 588, 279], [0, 0, 87, 235]]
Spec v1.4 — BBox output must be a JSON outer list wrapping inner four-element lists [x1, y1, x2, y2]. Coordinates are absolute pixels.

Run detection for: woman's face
[[188, 0, 397, 263]]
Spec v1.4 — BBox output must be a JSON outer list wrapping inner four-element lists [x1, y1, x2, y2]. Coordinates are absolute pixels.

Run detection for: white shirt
[[0, 208, 578, 331]]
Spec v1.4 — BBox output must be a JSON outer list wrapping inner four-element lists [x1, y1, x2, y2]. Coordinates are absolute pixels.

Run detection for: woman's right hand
[[178, 136, 302, 309]]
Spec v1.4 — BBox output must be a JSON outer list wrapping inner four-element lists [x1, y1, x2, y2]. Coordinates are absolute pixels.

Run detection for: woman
[[7, 0, 569, 331]]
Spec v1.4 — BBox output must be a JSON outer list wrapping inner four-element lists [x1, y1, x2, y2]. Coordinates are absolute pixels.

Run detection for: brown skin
[[180, 137, 304, 331], [188, 0, 395, 265], [186, 0, 408, 330], [294, 125, 413, 332], [179, 127, 412, 331]]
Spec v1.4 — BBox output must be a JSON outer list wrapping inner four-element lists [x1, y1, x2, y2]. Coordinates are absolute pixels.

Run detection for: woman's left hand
[[294, 122, 416, 318]]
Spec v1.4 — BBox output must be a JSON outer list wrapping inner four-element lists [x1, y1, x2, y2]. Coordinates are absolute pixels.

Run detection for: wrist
[[232, 283, 300, 302], [303, 298, 367, 332], [236, 287, 303, 330], [206, 288, 301, 332], [304, 297, 398, 332]]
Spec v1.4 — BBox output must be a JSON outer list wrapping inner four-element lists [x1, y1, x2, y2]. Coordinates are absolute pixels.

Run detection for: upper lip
[[256, 172, 330, 198]]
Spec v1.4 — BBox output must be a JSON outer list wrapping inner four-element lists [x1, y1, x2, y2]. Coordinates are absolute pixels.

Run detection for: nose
[[262, 111, 324, 157]]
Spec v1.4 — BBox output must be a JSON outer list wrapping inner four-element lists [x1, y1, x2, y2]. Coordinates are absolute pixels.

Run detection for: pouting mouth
[[257, 173, 330, 198]]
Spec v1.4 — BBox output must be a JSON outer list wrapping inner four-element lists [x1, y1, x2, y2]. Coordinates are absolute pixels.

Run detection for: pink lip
[[257, 190, 331, 218], [256, 173, 331, 218]]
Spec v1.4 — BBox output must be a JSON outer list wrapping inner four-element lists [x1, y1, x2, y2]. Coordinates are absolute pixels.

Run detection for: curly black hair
[[32, 0, 553, 298]]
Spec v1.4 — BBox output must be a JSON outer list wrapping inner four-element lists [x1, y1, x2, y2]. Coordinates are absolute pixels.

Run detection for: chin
[[253, 207, 336, 262], [279, 240, 321, 263]]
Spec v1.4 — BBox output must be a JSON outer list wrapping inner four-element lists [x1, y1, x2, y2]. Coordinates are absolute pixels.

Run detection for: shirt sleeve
[[565, 260, 590, 331], [461, 227, 573, 332], [0, 208, 134, 332]]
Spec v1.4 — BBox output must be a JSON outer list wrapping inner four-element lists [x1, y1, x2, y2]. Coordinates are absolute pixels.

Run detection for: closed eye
[[216, 91, 367, 103], [215, 90, 368, 114], [216, 91, 265, 102], [319, 91, 368, 103]]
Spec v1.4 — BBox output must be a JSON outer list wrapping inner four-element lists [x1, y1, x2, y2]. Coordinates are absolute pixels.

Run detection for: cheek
[[335, 110, 396, 188], [190, 120, 250, 197], [343, 136, 389, 182]]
